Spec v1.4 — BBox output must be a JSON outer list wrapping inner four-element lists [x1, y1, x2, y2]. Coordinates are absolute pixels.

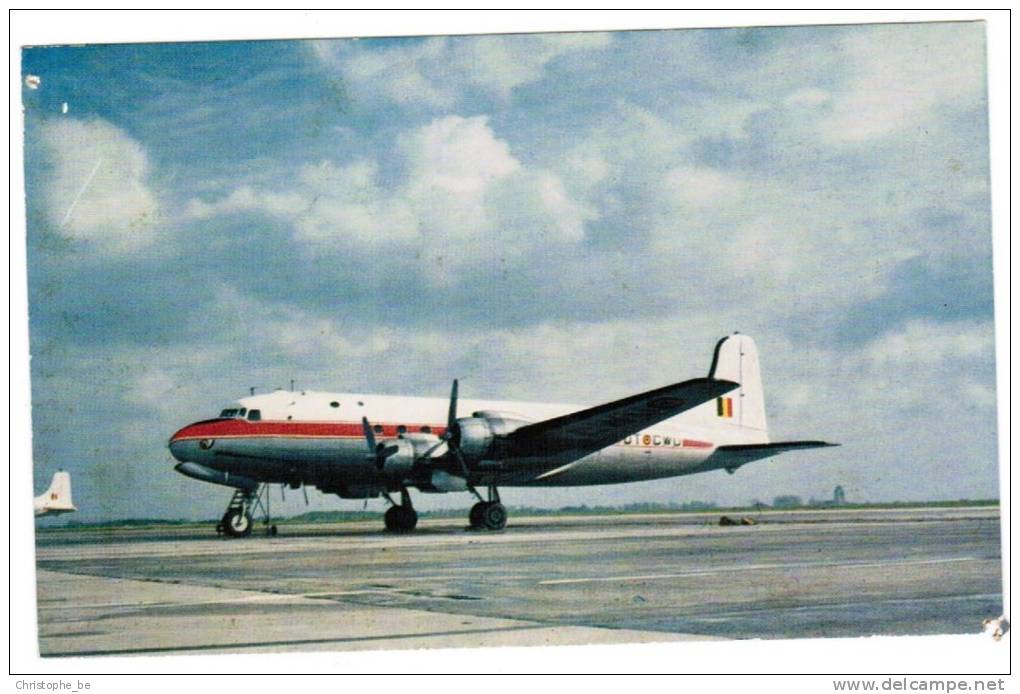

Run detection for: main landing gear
[[468, 485, 507, 531], [216, 484, 278, 538], [382, 488, 418, 532]]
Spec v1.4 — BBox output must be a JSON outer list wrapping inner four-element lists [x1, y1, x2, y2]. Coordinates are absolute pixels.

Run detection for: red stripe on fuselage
[[169, 419, 447, 442], [169, 419, 717, 450]]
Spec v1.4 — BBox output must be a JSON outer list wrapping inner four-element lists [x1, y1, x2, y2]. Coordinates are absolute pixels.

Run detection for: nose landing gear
[[220, 507, 252, 537], [215, 484, 277, 538], [468, 485, 506, 531]]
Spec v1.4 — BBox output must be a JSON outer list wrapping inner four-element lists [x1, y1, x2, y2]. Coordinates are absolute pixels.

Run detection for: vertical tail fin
[[707, 334, 769, 441]]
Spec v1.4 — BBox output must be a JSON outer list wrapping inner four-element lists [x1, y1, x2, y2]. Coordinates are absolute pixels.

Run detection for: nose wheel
[[216, 484, 276, 538], [221, 508, 252, 537]]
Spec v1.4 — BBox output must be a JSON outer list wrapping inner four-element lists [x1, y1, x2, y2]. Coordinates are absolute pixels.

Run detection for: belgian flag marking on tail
[[716, 397, 734, 418]]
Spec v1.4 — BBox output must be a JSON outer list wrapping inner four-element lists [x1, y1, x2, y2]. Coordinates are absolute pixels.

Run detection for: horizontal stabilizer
[[715, 440, 838, 464]]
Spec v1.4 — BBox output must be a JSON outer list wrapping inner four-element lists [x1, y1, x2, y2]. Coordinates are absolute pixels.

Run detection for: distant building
[[772, 495, 802, 508]]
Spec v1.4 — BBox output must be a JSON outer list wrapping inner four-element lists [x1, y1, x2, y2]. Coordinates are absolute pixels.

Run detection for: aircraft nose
[[169, 438, 190, 462], [168, 423, 203, 462]]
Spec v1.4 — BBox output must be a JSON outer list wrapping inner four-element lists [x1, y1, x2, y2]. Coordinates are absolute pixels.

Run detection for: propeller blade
[[441, 378, 470, 481], [447, 379, 459, 433], [451, 444, 471, 480], [302, 484, 309, 505], [281, 484, 286, 502], [361, 417, 376, 453]]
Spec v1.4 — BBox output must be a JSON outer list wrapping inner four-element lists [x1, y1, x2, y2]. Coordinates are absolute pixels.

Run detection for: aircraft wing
[[501, 377, 738, 464]]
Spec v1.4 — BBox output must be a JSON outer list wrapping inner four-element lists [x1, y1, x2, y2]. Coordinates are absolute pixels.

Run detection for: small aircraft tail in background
[[34, 471, 76, 517]]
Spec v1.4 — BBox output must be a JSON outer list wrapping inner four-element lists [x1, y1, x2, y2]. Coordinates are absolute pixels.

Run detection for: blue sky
[[21, 22, 998, 522]]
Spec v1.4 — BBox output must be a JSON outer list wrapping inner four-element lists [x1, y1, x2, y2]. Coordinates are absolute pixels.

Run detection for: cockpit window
[[218, 408, 249, 419], [247, 409, 261, 421]]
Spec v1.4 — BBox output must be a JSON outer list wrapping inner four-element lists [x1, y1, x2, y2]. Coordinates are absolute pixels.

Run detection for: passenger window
[[330, 401, 340, 408], [420, 425, 432, 434], [238, 408, 247, 417], [247, 409, 261, 421], [373, 424, 383, 434], [397, 425, 407, 434]]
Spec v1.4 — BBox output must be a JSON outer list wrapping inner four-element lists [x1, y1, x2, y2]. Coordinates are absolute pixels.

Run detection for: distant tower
[[833, 485, 846, 505]]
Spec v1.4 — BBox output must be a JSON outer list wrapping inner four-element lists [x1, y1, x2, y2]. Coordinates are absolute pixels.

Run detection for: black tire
[[398, 506, 418, 531], [223, 509, 253, 538], [384, 505, 402, 532], [469, 502, 488, 528], [481, 502, 507, 531], [385, 505, 417, 532]]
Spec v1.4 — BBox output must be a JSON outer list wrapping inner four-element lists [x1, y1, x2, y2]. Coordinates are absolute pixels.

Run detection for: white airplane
[[169, 334, 836, 536], [34, 470, 77, 517]]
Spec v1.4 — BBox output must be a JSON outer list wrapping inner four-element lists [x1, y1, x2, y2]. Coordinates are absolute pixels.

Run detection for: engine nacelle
[[376, 432, 442, 479], [378, 439, 416, 478], [455, 411, 531, 462]]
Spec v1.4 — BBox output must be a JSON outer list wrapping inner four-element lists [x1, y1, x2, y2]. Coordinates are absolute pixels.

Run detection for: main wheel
[[481, 502, 507, 531], [399, 506, 418, 531], [384, 505, 418, 532], [223, 509, 253, 538], [384, 505, 402, 531], [469, 502, 488, 528]]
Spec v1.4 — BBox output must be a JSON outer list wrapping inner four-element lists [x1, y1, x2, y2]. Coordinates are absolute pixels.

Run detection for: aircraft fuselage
[[169, 388, 744, 498]]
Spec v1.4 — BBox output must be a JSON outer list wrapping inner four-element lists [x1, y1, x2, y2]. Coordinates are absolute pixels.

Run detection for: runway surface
[[34, 507, 1003, 656]]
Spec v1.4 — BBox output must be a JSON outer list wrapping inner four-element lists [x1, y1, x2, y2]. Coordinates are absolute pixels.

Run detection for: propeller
[[362, 416, 399, 470], [362, 381, 472, 481], [439, 379, 471, 480]]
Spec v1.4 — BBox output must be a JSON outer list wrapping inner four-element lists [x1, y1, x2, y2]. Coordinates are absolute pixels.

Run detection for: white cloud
[[38, 118, 159, 249], [815, 24, 986, 143], [291, 160, 419, 247], [663, 166, 743, 210], [313, 32, 612, 106], [863, 320, 993, 366], [401, 115, 521, 237], [450, 33, 612, 99], [185, 115, 591, 281], [784, 87, 830, 108], [324, 38, 455, 108]]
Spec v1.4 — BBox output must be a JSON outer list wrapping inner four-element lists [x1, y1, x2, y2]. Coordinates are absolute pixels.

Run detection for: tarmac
[[34, 506, 1003, 657]]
